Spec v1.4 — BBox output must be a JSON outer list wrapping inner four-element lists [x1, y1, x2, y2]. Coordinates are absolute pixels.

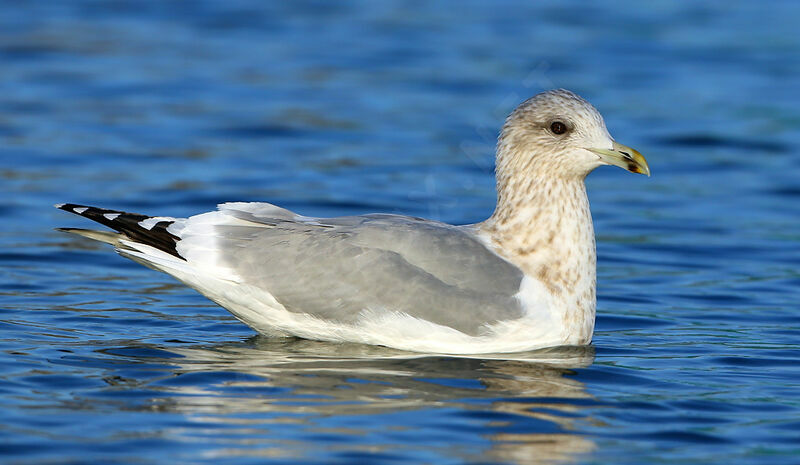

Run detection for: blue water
[[2, 1, 799, 463]]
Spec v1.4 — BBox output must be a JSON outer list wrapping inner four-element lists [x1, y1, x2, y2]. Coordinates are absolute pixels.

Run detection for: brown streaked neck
[[479, 169, 597, 343], [479, 145, 596, 313], [482, 171, 595, 269]]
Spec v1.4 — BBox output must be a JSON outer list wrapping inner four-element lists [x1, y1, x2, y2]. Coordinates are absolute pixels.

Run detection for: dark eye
[[550, 121, 568, 135]]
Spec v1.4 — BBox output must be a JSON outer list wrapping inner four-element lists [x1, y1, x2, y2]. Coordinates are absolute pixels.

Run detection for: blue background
[[1, 1, 799, 463]]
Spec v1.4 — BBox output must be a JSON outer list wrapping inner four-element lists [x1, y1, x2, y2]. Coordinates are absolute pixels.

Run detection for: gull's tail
[[55, 203, 183, 259]]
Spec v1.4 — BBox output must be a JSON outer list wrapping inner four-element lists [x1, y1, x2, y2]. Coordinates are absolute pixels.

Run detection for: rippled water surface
[[2, 1, 799, 464]]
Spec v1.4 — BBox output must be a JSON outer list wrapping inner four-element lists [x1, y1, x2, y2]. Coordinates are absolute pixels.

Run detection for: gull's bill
[[588, 141, 650, 176]]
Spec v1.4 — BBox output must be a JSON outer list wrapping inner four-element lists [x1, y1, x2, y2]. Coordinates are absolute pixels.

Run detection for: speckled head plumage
[[496, 89, 649, 181]]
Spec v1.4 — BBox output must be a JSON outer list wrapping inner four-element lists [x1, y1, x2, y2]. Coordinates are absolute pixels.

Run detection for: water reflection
[[86, 337, 598, 463]]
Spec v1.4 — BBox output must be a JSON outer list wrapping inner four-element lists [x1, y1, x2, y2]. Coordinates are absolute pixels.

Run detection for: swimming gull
[[56, 89, 649, 354]]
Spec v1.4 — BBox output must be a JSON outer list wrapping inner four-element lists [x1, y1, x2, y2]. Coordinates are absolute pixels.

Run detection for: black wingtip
[[56, 203, 101, 216], [55, 203, 183, 259]]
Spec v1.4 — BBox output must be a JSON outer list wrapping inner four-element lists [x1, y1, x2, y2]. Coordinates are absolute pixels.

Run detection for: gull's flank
[[56, 89, 649, 354]]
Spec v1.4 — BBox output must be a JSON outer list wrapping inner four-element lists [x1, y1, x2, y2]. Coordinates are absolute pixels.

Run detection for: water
[[2, 1, 799, 463]]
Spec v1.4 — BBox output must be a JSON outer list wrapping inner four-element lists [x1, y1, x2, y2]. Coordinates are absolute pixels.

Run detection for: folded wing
[[194, 203, 526, 335]]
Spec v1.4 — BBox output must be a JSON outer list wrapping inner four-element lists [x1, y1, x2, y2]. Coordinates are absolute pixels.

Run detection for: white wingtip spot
[[73, 207, 88, 214], [139, 216, 176, 230], [54, 203, 65, 208], [104, 213, 121, 221]]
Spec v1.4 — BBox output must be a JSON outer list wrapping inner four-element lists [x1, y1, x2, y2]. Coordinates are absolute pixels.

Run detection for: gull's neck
[[479, 157, 597, 344]]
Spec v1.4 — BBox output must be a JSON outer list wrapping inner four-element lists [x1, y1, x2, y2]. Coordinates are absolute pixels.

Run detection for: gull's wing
[[56, 202, 526, 337], [192, 203, 526, 336]]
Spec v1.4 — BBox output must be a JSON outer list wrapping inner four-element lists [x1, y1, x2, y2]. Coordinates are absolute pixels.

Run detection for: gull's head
[[497, 89, 649, 179]]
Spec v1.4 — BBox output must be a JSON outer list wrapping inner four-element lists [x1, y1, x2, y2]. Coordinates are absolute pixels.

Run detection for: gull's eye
[[549, 121, 568, 135]]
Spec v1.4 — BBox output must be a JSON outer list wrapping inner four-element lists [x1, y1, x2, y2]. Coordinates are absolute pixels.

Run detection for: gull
[[56, 89, 649, 354]]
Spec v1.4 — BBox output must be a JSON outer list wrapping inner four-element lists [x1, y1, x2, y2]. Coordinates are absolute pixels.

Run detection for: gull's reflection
[[101, 337, 597, 464]]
